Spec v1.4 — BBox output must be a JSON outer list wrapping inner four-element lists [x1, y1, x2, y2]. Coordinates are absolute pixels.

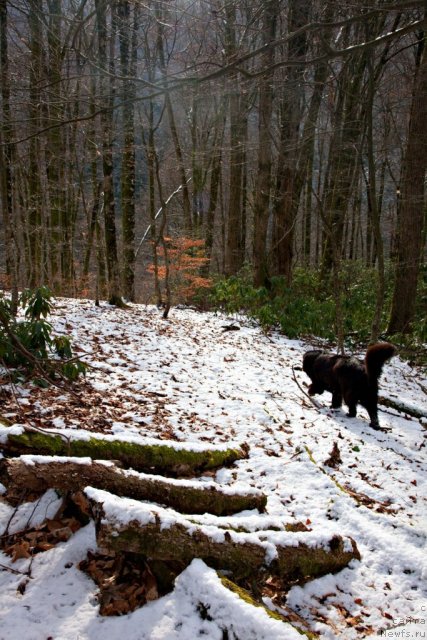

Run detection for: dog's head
[[303, 350, 324, 376]]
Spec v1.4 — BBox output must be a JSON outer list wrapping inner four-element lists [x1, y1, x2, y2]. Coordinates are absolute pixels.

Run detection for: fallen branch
[[378, 395, 427, 420], [304, 446, 397, 513], [291, 366, 321, 408], [0, 456, 266, 516], [0, 561, 30, 576]]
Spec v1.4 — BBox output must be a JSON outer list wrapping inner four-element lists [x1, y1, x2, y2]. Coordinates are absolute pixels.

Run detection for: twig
[[0, 562, 29, 576], [291, 365, 322, 408], [134, 177, 192, 259], [1, 490, 28, 538]]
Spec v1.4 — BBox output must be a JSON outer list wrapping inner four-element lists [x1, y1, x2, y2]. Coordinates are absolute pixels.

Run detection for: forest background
[[0, 0, 426, 352]]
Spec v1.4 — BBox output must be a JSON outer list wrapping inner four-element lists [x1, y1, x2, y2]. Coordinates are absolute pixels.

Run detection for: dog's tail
[[365, 343, 396, 381]]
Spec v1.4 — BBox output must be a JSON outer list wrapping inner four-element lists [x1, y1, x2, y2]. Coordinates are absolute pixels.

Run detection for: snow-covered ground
[[0, 298, 426, 639]]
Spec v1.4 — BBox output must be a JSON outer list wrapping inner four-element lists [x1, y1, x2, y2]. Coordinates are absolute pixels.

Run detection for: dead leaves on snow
[[2, 516, 82, 562], [0, 496, 162, 617]]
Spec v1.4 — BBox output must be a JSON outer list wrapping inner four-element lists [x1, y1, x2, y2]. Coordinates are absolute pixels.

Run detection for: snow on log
[[0, 425, 248, 476], [87, 488, 360, 585], [173, 559, 307, 640], [0, 456, 266, 516]]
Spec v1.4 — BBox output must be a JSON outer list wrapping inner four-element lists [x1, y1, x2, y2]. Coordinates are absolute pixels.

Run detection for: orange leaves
[[147, 236, 212, 302]]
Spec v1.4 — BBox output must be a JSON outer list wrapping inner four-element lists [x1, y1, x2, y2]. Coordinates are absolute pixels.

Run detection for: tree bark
[[321, 36, 368, 272], [45, 0, 68, 292], [156, 5, 192, 231], [0, 457, 266, 515]]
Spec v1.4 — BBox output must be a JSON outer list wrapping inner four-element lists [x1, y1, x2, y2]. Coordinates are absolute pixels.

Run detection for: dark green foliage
[[0, 287, 87, 382], [209, 262, 426, 349]]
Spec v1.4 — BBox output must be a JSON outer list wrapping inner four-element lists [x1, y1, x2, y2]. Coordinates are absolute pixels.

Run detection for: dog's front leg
[[346, 403, 357, 418], [308, 383, 324, 395]]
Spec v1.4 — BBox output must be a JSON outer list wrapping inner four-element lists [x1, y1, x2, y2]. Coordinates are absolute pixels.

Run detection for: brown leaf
[[145, 573, 159, 602], [9, 541, 31, 562], [63, 517, 82, 533], [35, 541, 56, 552], [45, 519, 65, 533], [52, 526, 74, 543], [100, 599, 130, 617]]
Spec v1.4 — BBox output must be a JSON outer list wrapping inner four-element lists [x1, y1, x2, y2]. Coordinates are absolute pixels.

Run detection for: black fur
[[302, 343, 396, 429]]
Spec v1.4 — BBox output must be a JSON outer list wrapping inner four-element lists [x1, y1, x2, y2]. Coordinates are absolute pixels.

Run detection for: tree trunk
[[0, 457, 266, 515], [45, 0, 69, 292], [366, 49, 385, 342], [95, 0, 123, 306], [252, 0, 278, 287], [27, 0, 44, 288], [388, 33, 427, 334], [271, 0, 311, 284], [378, 395, 427, 420], [222, 1, 248, 277], [321, 33, 368, 272], [156, 6, 192, 231], [0, 0, 18, 306], [205, 115, 225, 271], [118, 0, 137, 301]]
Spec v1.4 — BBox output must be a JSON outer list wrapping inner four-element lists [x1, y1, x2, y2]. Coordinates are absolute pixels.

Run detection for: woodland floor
[[0, 298, 426, 640]]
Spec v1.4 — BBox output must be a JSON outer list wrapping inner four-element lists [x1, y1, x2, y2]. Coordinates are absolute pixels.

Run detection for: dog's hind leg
[[331, 390, 342, 408], [343, 390, 358, 418], [365, 400, 380, 429]]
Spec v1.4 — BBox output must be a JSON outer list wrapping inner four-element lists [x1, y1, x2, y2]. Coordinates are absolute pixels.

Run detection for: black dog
[[303, 343, 396, 429]]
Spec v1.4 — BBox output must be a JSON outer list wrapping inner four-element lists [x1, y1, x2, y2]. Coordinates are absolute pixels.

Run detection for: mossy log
[[0, 456, 266, 516], [0, 426, 248, 476], [87, 488, 360, 585]]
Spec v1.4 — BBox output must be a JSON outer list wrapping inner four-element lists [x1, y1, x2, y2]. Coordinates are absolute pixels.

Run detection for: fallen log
[[87, 488, 360, 585], [0, 425, 248, 476], [0, 456, 266, 516], [379, 395, 427, 420]]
